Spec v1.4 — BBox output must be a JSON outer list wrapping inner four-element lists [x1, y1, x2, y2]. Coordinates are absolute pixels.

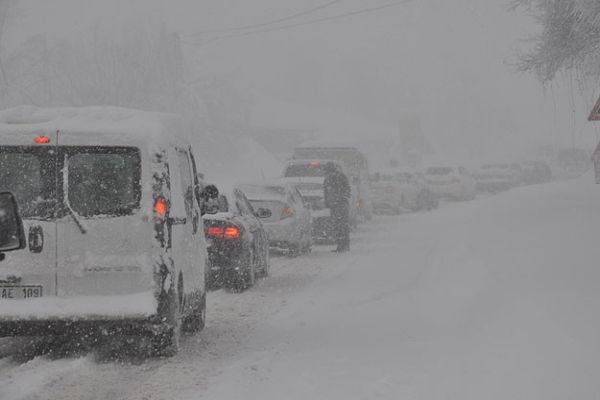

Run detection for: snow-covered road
[[1, 176, 599, 400]]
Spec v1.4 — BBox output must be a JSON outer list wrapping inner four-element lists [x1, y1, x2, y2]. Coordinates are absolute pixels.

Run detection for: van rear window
[[67, 147, 141, 217], [0, 146, 141, 219], [0, 147, 56, 220]]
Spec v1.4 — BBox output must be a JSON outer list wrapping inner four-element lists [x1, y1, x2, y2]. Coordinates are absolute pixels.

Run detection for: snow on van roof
[[0, 105, 188, 146]]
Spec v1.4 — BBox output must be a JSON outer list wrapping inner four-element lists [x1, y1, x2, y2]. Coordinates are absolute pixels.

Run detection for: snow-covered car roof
[[0, 105, 189, 148]]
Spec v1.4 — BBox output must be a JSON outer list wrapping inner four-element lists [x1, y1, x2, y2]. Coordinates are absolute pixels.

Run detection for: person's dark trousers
[[330, 205, 350, 251]]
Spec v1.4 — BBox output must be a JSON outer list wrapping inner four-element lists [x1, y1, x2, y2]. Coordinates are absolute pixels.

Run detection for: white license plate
[[0, 286, 43, 299]]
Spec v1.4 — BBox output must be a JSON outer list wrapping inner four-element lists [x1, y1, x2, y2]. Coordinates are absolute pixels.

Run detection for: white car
[[395, 171, 439, 211], [280, 177, 336, 244], [282, 159, 359, 227], [370, 172, 403, 214], [0, 106, 207, 355], [474, 163, 518, 194], [425, 166, 476, 201], [371, 171, 438, 214], [237, 182, 313, 255]]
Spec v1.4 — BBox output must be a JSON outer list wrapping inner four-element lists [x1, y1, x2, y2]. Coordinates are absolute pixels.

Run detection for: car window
[[176, 149, 194, 219], [234, 190, 253, 217], [426, 167, 453, 175], [0, 146, 57, 220], [294, 188, 305, 207], [284, 163, 331, 177], [67, 147, 141, 218]]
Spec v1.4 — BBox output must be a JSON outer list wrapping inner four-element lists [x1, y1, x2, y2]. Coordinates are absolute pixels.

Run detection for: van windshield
[[0, 147, 57, 220], [66, 147, 141, 217]]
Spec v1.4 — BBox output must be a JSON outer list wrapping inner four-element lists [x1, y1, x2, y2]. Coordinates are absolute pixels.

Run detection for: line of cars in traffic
[[370, 160, 555, 214], [0, 105, 571, 360], [203, 147, 375, 290], [0, 106, 376, 358]]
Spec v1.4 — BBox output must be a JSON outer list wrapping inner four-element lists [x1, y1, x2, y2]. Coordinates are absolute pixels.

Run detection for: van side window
[[176, 150, 194, 219]]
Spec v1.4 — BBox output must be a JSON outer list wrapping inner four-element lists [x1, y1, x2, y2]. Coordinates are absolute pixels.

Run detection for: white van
[[0, 106, 207, 355]]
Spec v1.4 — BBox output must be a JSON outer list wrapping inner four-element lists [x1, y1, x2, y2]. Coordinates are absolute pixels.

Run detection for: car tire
[[151, 284, 181, 357], [259, 247, 270, 278], [206, 271, 219, 291], [183, 292, 206, 334], [303, 236, 313, 254], [238, 249, 256, 290], [288, 243, 301, 257]]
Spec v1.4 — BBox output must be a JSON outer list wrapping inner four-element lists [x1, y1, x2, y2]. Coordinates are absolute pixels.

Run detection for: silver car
[[237, 182, 313, 255]]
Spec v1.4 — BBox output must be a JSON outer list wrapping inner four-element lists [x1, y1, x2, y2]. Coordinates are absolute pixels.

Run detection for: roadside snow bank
[[0, 357, 90, 400], [196, 176, 600, 400]]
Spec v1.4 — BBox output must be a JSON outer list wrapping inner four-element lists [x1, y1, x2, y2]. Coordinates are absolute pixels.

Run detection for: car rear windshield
[[66, 147, 141, 217], [0, 146, 57, 220], [284, 164, 327, 177], [426, 167, 453, 175], [238, 184, 286, 199]]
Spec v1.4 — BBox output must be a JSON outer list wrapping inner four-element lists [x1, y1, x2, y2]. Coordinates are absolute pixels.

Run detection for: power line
[[184, 0, 415, 46], [193, 0, 344, 36]]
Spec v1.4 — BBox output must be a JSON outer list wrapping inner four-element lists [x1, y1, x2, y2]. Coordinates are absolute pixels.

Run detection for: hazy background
[[3, 0, 598, 174]]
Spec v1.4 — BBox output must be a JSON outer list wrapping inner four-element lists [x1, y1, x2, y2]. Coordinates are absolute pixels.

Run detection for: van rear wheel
[[151, 286, 181, 357]]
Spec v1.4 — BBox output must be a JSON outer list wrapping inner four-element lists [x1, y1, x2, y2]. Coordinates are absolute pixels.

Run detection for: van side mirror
[[0, 192, 26, 261], [255, 208, 272, 219]]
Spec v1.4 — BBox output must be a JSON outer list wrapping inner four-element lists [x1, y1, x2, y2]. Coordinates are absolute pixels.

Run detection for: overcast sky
[[7, 0, 600, 161]]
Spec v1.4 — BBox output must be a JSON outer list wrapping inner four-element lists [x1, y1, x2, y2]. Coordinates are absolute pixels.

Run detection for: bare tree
[[515, 0, 600, 82]]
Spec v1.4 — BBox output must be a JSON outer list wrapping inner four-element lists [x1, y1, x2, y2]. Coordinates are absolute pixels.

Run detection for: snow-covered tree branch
[[515, 0, 600, 82]]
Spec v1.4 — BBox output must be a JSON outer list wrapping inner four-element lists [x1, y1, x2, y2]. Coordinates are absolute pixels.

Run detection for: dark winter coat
[[323, 170, 351, 210]]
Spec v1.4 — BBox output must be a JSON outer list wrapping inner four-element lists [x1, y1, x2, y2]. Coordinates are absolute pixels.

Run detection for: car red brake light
[[224, 226, 240, 238], [207, 226, 224, 237], [281, 206, 294, 219], [207, 225, 239, 239], [310, 160, 319, 167]]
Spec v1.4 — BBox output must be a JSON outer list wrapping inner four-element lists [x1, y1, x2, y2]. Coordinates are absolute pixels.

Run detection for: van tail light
[[153, 196, 168, 247], [154, 196, 168, 219], [281, 206, 294, 219]]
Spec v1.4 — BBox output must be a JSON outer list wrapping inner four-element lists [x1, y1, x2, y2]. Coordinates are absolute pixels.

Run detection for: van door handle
[[29, 225, 44, 253]]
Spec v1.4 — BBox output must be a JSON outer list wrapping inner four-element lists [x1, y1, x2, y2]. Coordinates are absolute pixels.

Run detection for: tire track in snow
[[0, 356, 90, 400], [0, 241, 341, 400]]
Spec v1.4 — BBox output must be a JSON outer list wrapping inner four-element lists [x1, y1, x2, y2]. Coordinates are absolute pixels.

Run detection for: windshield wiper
[[65, 201, 87, 234], [62, 158, 87, 235]]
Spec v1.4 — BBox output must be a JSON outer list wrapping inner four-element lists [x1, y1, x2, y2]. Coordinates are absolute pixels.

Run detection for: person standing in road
[[200, 184, 220, 215], [323, 162, 351, 252]]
